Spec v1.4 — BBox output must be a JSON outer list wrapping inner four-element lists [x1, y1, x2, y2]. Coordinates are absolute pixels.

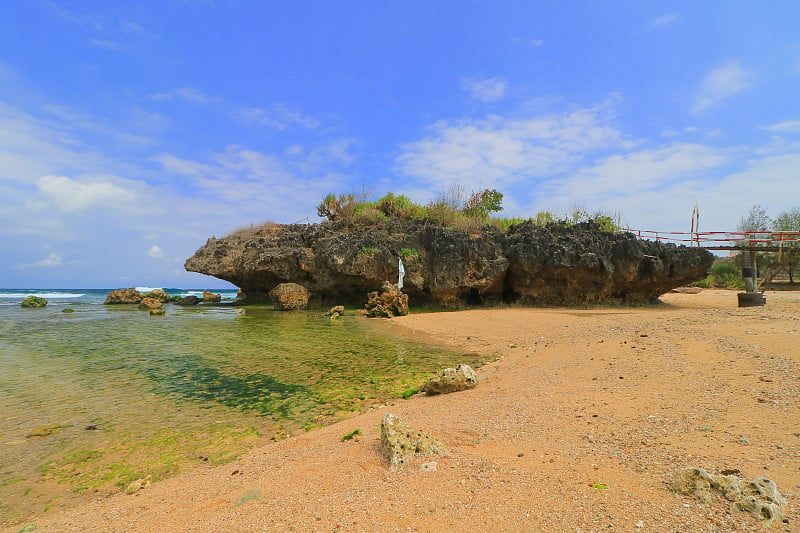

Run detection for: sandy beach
[[11, 289, 799, 532]]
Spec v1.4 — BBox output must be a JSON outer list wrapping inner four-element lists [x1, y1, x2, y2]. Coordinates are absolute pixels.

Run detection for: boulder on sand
[[422, 364, 478, 395], [380, 413, 446, 471], [672, 467, 787, 522], [104, 288, 142, 305]]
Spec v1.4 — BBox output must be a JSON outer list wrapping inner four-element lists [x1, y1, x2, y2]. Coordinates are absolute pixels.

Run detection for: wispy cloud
[[761, 120, 800, 133], [89, 39, 121, 51], [34, 175, 137, 213], [236, 104, 321, 129], [151, 87, 219, 104], [692, 61, 751, 114], [37, 252, 63, 267], [147, 245, 164, 258], [462, 76, 508, 102], [648, 13, 679, 29], [397, 98, 631, 190]]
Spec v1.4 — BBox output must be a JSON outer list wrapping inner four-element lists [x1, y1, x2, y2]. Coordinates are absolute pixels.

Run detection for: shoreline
[[8, 289, 798, 532]]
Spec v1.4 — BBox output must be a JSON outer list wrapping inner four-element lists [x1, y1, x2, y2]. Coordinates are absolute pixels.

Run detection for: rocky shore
[[185, 219, 713, 307], [16, 289, 798, 532]]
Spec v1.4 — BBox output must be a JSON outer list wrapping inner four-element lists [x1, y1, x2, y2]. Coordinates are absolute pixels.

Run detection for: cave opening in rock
[[466, 288, 482, 306]]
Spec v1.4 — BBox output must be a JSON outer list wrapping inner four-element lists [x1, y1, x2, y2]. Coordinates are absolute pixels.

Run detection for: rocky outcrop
[[673, 467, 786, 522], [365, 282, 409, 318], [325, 305, 345, 318], [202, 290, 221, 303], [185, 219, 714, 307], [174, 295, 200, 306], [142, 289, 170, 303], [269, 283, 310, 310], [380, 413, 446, 471], [138, 297, 163, 310], [21, 296, 48, 308], [104, 288, 142, 305], [423, 364, 478, 395]]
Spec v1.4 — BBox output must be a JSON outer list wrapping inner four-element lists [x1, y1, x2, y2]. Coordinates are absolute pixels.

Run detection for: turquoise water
[[0, 289, 479, 525]]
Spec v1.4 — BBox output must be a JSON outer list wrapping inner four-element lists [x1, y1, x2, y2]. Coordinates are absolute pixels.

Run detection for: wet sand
[[10, 289, 799, 532]]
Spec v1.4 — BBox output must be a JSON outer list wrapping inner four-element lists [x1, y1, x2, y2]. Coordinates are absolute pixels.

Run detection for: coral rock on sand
[[672, 467, 787, 522], [104, 288, 142, 305], [423, 364, 478, 395], [380, 413, 446, 471], [269, 283, 310, 310]]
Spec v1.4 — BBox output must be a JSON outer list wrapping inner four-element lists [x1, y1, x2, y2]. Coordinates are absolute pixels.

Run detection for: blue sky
[[2, 1, 799, 288]]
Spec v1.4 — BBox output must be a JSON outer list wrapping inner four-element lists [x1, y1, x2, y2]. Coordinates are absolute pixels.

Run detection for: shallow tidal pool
[[0, 303, 482, 525]]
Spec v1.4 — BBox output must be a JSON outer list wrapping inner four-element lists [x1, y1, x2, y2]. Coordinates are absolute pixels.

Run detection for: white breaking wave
[[0, 292, 84, 299], [134, 286, 163, 293]]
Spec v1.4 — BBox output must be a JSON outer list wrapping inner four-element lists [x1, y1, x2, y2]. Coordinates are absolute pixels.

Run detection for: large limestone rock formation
[[423, 364, 478, 395], [672, 467, 787, 522], [380, 413, 446, 471], [185, 218, 713, 307], [104, 288, 142, 305]]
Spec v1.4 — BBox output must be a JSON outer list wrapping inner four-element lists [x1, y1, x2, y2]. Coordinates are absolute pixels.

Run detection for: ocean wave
[[0, 292, 85, 299], [134, 286, 163, 293]]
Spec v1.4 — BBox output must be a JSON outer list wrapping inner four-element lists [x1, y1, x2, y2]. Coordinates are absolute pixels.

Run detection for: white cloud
[[761, 120, 800, 133], [463, 77, 508, 102], [237, 104, 320, 129], [397, 99, 631, 190], [693, 61, 751, 114], [541, 143, 730, 207], [35, 175, 137, 213], [648, 13, 679, 29], [147, 245, 164, 258], [37, 252, 62, 267]]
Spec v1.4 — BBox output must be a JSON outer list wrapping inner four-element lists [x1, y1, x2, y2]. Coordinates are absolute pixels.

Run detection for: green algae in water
[[0, 305, 483, 525]]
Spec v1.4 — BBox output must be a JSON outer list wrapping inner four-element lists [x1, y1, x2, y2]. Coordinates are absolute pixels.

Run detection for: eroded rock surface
[[365, 282, 408, 318], [104, 288, 142, 305], [269, 282, 310, 310], [21, 296, 48, 308], [672, 467, 787, 522], [380, 413, 446, 471], [423, 364, 478, 395], [185, 219, 713, 307]]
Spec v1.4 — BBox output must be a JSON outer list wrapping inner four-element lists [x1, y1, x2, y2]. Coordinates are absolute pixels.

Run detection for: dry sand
[[9, 289, 799, 532]]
